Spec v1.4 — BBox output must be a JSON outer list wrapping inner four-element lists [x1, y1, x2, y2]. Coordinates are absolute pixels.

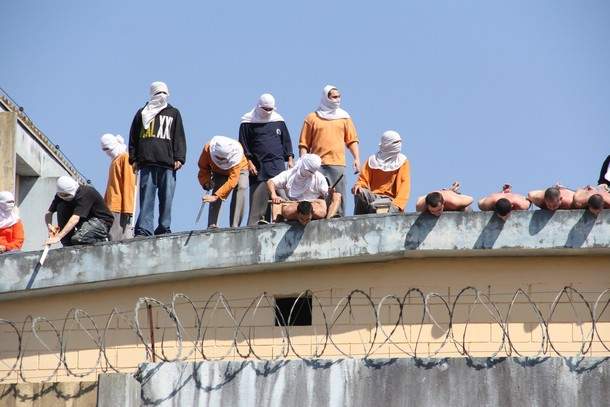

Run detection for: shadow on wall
[[528, 210, 554, 236], [565, 211, 597, 248], [0, 381, 97, 404], [472, 214, 505, 249], [404, 213, 440, 250], [274, 223, 306, 262]]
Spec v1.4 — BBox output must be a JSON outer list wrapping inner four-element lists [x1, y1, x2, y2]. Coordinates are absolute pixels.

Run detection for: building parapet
[[0, 210, 608, 300]]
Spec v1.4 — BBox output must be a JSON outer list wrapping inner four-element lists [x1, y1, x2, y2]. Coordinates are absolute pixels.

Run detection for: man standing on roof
[[352, 130, 411, 214], [100, 134, 136, 241], [239, 93, 294, 225], [298, 85, 360, 217], [128, 81, 186, 236], [198, 136, 249, 228], [45, 176, 114, 246]]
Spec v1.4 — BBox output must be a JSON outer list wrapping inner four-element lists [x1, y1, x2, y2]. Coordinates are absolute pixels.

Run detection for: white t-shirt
[[271, 170, 329, 201]]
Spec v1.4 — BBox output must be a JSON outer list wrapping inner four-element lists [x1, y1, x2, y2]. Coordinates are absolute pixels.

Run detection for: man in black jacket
[[129, 81, 186, 236], [239, 93, 294, 225]]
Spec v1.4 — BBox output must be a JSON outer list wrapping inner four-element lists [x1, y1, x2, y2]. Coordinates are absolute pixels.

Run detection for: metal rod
[[147, 304, 156, 362]]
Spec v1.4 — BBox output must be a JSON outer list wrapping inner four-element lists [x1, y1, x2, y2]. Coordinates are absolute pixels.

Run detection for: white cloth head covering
[[368, 130, 407, 172], [100, 133, 127, 159], [0, 191, 19, 229], [141, 81, 169, 129], [286, 154, 327, 198], [209, 136, 244, 170], [315, 85, 351, 120], [605, 165, 610, 183], [240, 93, 285, 123], [56, 176, 79, 201]]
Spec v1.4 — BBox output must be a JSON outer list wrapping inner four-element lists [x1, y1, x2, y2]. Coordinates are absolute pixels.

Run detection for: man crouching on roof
[[266, 154, 341, 225]]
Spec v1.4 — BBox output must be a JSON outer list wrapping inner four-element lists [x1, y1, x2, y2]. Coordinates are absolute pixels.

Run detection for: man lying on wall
[[415, 182, 474, 217], [478, 184, 530, 221], [527, 185, 575, 211]]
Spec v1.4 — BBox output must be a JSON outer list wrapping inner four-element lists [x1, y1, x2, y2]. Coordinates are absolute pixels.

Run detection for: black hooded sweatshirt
[[128, 104, 186, 169]]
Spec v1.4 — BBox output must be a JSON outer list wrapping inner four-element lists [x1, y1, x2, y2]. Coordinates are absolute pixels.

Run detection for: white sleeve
[[270, 170, 289, 189]]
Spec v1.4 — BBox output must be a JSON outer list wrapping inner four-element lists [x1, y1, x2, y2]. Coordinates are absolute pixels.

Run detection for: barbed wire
[[1, 286, 609, 383]]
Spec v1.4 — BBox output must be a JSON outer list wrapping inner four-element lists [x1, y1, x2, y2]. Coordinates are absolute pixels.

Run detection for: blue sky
[[1, 1, 609, 231]]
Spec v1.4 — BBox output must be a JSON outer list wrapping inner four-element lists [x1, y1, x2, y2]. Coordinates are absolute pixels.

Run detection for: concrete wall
[[0, 381, 96, 407], [0, 105, 86, 252], [0, 210, 609, 298], [0, 254, 608, 383], [137, 358, 610, 407]]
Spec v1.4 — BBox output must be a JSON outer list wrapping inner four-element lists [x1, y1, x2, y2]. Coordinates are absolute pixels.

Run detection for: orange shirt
[[355, 160, 411, 211], [197, 144, 248, 200], [298, 112, 359, 166], [104, 153, 137, 214], [0, 221, 24, 251]]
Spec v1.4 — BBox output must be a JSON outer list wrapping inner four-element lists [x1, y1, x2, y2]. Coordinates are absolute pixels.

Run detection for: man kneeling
[[267, 154, 341, 225], [478, 184, 530, 221], [45, 176, 114, 246], [415, 182, 473, 216]]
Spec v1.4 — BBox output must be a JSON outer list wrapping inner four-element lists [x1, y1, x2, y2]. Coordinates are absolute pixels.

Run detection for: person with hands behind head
[[198, 136, 249, 228], [478, 184, 531, 221], [416, 182, 474, 217], [298, 85, 360, 217]]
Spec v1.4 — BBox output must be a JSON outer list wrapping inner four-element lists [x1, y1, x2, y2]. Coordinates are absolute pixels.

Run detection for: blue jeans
[[135, 166, 176, 236]]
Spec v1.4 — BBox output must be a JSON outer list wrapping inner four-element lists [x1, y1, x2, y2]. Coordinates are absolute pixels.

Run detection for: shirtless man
[[478, 184, 530, 221], [527, 185, 575, 211], [415, 182, 474, 216], [267, 154, 341, 225], [572, 185, 610, 216]]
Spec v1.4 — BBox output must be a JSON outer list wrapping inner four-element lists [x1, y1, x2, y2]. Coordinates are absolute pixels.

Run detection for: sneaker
[[257, 219, 269, 225]]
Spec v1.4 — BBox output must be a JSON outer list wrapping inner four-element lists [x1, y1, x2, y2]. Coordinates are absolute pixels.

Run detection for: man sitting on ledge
[[478, 184, 531, 221], [527, 185, 574, 211], [572, 185, 610, 216], [415, 182, 473, 217], [352, 130, 410, 215], [267, 154, 341, 225]]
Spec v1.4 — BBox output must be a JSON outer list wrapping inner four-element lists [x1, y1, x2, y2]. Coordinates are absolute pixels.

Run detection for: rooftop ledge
[[1, 209, 609, 301]]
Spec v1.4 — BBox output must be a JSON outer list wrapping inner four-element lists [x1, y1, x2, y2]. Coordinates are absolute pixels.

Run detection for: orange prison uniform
[[298, 112, 359, 166], [104, 153, 137, 214], [355, 160, 411, 211], [197, 144, 248, 200], [0, 220, 25, 251]]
